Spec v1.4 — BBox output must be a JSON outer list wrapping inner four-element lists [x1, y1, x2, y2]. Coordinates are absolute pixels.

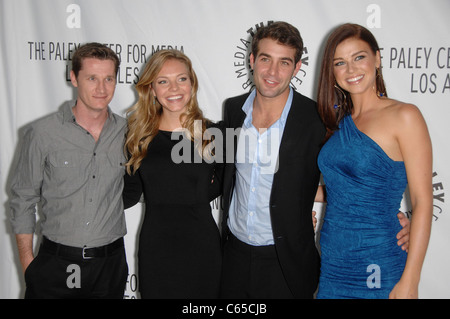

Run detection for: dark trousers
[[24, 237, 128, 299], [220, 233, 293, 299]]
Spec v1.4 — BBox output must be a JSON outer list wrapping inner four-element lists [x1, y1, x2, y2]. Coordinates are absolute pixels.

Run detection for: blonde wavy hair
[[125, 49, 212, 174]]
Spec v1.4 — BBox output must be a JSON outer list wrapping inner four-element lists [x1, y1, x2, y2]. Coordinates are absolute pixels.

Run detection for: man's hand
[[312, 211, 317, 231], [396, 212, 410, 252]]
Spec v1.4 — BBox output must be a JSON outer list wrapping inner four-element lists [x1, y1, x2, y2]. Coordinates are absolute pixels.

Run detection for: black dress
[[123, 126, 223, 299]]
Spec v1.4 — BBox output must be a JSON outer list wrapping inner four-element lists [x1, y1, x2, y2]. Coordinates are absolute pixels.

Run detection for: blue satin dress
[[317, 115, 407, 299]]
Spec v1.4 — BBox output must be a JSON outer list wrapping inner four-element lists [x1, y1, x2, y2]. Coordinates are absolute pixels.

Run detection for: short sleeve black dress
[[123, 125, 223, 299]]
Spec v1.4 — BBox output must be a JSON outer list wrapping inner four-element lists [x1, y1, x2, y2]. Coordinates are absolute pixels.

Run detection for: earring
[[333, 84, 347, 109], [375, 68, 386, 98]]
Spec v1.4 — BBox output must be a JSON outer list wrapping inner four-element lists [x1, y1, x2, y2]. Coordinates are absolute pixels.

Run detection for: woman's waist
[[320, 220, 403, 252]]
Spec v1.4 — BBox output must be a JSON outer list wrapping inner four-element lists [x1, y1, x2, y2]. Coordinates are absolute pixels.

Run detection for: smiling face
[[151, 58, 192, 117], [333, 37, 381, 97], [250, 38, 302, 102], [70, 57, 117, 113]]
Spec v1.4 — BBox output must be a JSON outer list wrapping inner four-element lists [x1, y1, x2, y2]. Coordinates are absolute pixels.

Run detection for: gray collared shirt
[[10, 101, 127, 247]]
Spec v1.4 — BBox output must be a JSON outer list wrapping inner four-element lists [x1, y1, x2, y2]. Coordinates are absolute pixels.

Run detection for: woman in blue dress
[[315, 23, 433, 298]]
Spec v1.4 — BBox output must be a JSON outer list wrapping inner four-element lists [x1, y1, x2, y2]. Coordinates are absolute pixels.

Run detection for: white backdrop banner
[[1, 0, 449, 299]]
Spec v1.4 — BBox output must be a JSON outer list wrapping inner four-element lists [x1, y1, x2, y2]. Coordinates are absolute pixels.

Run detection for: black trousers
[[220, 233, 294, 299], [24, 237, 128, 299]]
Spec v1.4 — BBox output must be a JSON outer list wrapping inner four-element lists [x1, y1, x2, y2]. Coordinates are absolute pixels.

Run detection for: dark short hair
[[71, 42, 120, 78], [251, 21, 304, 64]]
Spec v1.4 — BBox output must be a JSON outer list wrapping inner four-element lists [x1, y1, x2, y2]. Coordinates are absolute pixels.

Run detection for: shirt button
[[251, 187, 255, 192], [249, 211, 254, 216]]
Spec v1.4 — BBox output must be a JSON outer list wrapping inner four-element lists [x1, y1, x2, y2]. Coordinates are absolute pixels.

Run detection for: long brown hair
[[125, 49, 211, 174], [317, 23, 387, 140]]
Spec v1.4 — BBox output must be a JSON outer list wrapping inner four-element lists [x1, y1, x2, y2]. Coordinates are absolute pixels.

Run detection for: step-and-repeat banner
[[1, 0, 448, 299]]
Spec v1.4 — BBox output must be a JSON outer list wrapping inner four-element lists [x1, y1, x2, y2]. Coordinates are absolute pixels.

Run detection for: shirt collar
[[62, 100, 115, 124], [242, 87, 293, 128]]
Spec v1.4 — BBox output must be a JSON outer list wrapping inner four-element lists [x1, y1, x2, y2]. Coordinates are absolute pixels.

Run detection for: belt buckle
[[82, 246, 93, 259]]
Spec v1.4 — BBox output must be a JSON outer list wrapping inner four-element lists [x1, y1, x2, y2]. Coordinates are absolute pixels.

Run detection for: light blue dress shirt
[[228, 88, 293, 246]]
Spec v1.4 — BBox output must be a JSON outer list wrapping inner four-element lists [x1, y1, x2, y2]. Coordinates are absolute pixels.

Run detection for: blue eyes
[[87, 77, 115, 83], [334, 55, 366, 67], [157, 77, 188, 85]]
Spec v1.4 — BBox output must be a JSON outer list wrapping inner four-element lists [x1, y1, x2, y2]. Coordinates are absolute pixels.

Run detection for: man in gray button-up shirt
[[9, 43, 128, 298]]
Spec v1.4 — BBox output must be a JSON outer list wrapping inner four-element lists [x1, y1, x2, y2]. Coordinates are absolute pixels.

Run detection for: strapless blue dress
[[317, 115, 407, 299]]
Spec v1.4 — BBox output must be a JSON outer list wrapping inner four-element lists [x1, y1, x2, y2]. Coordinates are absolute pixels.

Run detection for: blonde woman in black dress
[[123, 50, 223, 298]]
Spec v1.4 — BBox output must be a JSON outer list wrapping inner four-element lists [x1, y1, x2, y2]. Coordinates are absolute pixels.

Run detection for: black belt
[[226, 232, 277, 256], [41, 237, 124, 260]]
